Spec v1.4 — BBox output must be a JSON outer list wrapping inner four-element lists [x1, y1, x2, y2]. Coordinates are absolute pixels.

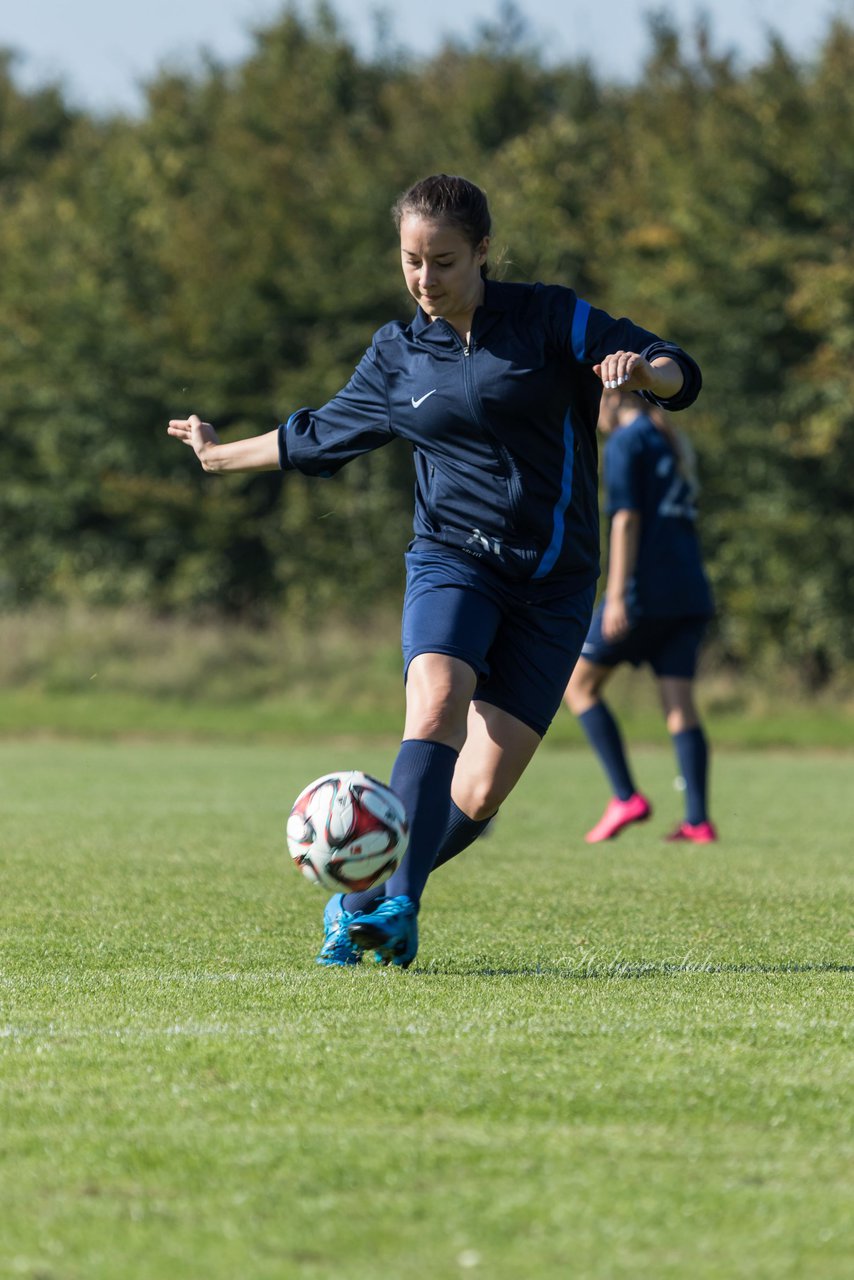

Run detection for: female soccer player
[[563, 387, 716, 844], [168, 174, 703, 967]]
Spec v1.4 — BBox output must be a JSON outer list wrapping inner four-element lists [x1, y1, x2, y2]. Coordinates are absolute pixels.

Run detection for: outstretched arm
[[167, 415, 281, 473]]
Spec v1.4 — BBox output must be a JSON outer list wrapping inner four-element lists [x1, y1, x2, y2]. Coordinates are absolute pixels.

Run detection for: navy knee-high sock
[[672, 726, 709, 824], [431, 800, 495, 871], [578, 702, 636, 801], [342, 739, 457, 913], [383, 739, 458, 904]]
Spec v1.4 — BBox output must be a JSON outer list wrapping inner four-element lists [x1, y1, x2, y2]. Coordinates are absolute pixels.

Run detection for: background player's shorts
[[401, 546, 596, 738], [581, 602, 710, 678]]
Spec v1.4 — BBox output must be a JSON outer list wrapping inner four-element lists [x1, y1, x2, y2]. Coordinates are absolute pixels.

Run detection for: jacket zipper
[[451, 327, 523, 521]]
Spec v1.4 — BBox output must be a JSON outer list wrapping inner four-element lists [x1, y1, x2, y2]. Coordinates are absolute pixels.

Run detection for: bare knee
[[665, 706, 700, 735], [404, 654, 476, 750]]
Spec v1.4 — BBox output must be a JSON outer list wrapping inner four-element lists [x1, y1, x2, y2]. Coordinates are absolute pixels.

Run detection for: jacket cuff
[[638, 341, 702, 411], [277, 416, 297, 471]]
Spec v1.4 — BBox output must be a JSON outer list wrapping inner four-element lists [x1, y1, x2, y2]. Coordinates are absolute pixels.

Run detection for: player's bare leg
[[450, 700, 541, 822]]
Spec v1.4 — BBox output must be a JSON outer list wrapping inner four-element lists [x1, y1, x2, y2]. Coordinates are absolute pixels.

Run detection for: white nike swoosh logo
[[411, 389, 437, 408]]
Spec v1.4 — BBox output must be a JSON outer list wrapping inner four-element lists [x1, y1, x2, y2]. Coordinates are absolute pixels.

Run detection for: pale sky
[[2, 0, 850, 114]]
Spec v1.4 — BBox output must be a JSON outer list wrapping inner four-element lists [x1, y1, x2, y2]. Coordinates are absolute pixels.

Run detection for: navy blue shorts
[[580, 601, 710, 678], [401, 546, 596, 738]]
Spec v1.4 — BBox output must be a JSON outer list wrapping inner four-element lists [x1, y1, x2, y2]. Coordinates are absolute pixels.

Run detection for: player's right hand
[[602, 597, 630, 642], [167, 414, 220, 465]]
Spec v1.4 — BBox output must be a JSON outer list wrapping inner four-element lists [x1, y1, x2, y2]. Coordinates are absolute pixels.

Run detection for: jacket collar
[[410, 278, 513, 339]]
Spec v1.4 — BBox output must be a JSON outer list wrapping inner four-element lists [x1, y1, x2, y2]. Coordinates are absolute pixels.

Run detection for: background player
[[564, 388, 717, 844]]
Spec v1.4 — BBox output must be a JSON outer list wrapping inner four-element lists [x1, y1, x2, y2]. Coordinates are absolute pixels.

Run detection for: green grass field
[[1, 738, 852, 1279]]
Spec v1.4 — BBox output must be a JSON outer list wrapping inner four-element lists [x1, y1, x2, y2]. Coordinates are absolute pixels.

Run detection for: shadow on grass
[[416, 959, 854, 979]]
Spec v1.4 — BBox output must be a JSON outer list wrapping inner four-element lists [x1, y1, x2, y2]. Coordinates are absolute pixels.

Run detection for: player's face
[[399, 214, 488, 329]]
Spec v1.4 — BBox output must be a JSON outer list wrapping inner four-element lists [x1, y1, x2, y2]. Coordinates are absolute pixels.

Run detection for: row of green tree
[[1, 5, 852, 687]]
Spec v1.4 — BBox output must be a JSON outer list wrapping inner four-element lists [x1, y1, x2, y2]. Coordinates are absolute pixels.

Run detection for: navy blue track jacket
[[278, 279, 702, 587]]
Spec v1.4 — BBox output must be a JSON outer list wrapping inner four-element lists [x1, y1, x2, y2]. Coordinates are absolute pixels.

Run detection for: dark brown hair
[[393, 174, 492, 275]]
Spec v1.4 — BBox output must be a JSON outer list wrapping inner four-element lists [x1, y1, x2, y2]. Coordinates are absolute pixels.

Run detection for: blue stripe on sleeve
[[571, 298, 591, 361], [279, 410, 308, 471], [533, 409, 575, 579]]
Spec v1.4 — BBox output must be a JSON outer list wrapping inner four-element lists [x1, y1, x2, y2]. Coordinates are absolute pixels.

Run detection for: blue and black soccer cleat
[[316, 893, 362, 966], [348, 894, 418, 968]]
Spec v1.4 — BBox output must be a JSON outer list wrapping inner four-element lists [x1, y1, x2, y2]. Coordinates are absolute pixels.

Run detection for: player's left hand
[[593, 351, 655, 391], [594, 352, 684, 399]]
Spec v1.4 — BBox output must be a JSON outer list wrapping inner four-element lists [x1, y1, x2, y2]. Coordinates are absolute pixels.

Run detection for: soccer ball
[[286, 771, 408, 893]]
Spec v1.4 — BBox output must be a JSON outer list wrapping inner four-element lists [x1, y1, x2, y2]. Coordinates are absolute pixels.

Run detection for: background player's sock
[[578, 702, 636, 800], [671, 726, 709, 824]]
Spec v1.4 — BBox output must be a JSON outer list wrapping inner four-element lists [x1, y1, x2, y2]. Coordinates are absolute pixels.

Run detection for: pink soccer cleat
[[585, 793, 652, 844], [665, 820, 718, 844]]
